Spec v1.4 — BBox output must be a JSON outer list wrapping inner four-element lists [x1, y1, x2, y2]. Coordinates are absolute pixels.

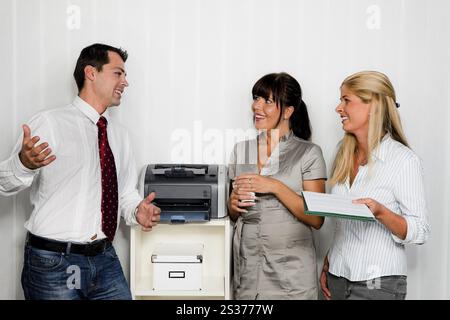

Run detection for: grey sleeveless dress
[[228, 131, 326, 299]]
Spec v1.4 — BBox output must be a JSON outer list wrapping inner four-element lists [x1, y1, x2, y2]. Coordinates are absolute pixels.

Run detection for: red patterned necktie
[[97, 116, 118, 242]]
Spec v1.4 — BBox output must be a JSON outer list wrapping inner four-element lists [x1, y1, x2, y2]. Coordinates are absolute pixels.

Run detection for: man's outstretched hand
[[136, 192, 161, 231], [19, 124, 56, 170]]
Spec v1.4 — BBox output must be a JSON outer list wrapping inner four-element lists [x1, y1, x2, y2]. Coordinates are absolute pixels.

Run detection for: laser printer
[[140, 164, 227, 223]]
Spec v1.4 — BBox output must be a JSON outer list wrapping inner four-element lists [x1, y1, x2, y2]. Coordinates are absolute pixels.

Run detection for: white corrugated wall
[[0, 0, 448, 299]]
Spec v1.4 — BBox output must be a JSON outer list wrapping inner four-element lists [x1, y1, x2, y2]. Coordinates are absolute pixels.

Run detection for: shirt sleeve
[[391, 154, 430, 245], [118, 131, 142, 226], [0, 114, 52, 196], [302, 144, 327, 181]]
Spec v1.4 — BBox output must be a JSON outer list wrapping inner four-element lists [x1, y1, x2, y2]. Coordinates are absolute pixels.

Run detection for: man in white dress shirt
[[0, 43, 160, 299]]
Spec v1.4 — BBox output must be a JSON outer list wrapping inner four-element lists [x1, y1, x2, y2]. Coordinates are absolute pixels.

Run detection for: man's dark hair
[[73, 43, 128, 92]]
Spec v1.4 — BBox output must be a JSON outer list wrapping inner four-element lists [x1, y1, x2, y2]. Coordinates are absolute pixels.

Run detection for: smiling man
[[0, 43, 160, 300]]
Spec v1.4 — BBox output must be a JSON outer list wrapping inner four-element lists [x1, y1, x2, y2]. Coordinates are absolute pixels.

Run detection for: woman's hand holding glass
[[233, 174, 277, 194], [229, 186, 256, 215]]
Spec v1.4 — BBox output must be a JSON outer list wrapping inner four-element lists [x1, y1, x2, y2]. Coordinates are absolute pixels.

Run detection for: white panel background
[[0, 0, 448, 299]]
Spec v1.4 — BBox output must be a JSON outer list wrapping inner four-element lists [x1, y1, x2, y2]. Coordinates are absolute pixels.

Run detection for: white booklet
[[302, 191, 376, 221]]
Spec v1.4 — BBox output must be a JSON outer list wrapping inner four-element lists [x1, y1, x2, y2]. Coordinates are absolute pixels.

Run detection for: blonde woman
[[320, 71, 430, 300]]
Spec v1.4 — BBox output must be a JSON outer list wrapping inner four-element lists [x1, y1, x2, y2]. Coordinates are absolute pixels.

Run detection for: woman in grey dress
[[228, 72, 327, 299]]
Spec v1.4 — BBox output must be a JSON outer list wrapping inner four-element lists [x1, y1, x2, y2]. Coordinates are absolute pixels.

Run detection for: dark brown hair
[[252, 72, 312, 140], [73, 43, 128, 92]]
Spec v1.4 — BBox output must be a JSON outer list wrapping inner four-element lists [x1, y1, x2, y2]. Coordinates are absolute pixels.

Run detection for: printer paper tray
[[160, 210, 210, 223]]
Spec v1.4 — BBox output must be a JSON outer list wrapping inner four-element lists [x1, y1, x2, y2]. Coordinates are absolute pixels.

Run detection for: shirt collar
[[72, 96, 111, 125], [257, 129, 294, 143], [280, 130, 294, 142]]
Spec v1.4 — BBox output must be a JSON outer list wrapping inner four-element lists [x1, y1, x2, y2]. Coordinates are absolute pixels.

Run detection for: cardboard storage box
[[151, 243, 203, 291]]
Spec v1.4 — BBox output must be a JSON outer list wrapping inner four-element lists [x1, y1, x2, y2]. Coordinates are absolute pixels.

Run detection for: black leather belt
[[27, 233, 112, 256]]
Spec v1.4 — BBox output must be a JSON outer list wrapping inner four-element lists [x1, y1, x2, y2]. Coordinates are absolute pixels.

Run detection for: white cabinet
[[130, 218, 231, 300]]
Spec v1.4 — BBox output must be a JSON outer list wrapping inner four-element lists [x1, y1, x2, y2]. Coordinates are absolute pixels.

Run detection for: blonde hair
[[330, 71, 409, 185]]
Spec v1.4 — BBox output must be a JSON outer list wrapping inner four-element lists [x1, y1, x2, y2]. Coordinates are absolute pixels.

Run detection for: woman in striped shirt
[[320, 71, 430, 300]]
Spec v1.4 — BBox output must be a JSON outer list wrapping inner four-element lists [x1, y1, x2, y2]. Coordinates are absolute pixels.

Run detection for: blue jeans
[[21, 244, 132, 300]]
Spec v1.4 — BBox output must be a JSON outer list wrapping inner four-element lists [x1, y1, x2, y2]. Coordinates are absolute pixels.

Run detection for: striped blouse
[[328, 135, 431, 281]]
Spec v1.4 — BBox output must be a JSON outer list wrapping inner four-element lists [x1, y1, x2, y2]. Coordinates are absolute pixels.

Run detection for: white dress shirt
[[328, 135, 430, 281], [0, 96, 142, 242]]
